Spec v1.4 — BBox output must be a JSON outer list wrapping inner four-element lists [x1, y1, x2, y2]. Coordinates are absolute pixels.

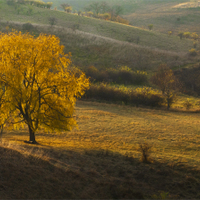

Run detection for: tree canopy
[[150, 64, 180, 109], [0, 31, 90, 143]]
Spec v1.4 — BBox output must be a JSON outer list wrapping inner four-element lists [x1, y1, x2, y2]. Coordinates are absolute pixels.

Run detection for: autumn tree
[[85, 2, 102, 17], [0, 31, 90, 144], [46, 2, 53, 9], [148, 24, 153, 31], [178, 32, 184, 39], [150, 64, 180, 109], [0, 88, 14, 142], [48, 17, 57, 27], [60, 3, 72, 13]]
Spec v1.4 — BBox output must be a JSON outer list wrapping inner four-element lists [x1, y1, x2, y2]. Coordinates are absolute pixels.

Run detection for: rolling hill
[[0, 0, 198, 70]]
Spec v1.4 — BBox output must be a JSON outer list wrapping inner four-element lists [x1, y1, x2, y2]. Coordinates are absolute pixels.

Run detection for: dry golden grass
[[1, 100, 200, 198], [3, 100, 200, 166]]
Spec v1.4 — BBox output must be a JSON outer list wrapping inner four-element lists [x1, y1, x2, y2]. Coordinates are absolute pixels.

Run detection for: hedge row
[[83, 84, 164, 107], [85, 66, 148, 85]]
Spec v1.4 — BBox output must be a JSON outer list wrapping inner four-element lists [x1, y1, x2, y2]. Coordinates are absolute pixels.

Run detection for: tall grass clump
[[84, 84, 164, 107], [138, 142, 152, 163]]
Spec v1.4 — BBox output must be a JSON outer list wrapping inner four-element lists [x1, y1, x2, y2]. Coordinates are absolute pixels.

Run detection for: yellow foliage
[[0, 31, 90, 142]]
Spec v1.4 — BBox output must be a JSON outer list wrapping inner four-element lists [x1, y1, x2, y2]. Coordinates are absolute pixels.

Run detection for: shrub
[[183, 32, 190, 38], [78, 10, 82, 16], [46, 2, 53, 9], [115, 16, 129, 25], [191, 32, 199, 40], [189, 48, 198, 56], [48, 17, 57, 26], [148, 24, 153, 30], [168, 31, 172, 36], [85, 66, 99, 82], [71, 24, 80, 31], [183, 99, 193, 110], [85, 66, 148, 85], [84, 84, 164, 107], [22, 22, 34, 32], [193, 41, 197, 48], [86, 11, 94, 17], [178, 32, 184, 39], [138, 142, 152, 163]]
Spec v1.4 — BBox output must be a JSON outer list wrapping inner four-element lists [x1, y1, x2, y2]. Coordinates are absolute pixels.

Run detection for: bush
[[48, 17, 57, 26], [183, 99, 193, 110], [183, 32, 190, 38], [178, 32, 184, 39], [85, 66, 148, 85], [148, 24, 153, 30], [138, 142, 152, 163], [193, 41, 197, 48], [191, 32, 199, 40], [22, 22, 34, 32], [189, 48, 198, 56], [168, 31, 172, 36]]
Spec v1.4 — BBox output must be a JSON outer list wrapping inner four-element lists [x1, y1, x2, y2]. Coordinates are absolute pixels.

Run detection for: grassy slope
[[1, 100, 200, 198], [125, 0, 200, 35], [0, 1, 195, 53], [42, 0, 200, 35], [0, 0, 198, 69]]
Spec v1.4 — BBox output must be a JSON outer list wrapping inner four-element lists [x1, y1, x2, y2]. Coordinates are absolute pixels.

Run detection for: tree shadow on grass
[[0, 145, 200, 199]]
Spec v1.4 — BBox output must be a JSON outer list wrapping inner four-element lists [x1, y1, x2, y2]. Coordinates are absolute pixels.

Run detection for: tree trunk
[[167, 99, 170, 110], [28, 125, 36, 144], [0, 125, 3, 143]]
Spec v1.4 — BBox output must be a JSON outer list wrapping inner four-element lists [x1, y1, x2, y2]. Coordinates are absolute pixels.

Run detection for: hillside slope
[[4, 20, 193, 70], [0, 0, 198, 69], [125, 0, 200, 34]]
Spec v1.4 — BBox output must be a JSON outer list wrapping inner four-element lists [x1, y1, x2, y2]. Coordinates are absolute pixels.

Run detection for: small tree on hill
[[150, 64, 180, 109], [48, 17, 57, 27], [60, 3, 70, 11], [191, 32, 199, 40], [148, 24, 153, 31], [178, 32, 184, 39], [168, 31, 172, 36], [85, 2, 102, 17], [65, 6, 72, 13], [46, 2, 53, 9], [78, 10, 82, 16], [0, 31, 90, 144], [183, 32, 190, 38]]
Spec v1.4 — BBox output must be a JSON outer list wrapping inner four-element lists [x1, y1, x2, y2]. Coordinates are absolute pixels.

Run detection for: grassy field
[[1, 100, 200, 198]]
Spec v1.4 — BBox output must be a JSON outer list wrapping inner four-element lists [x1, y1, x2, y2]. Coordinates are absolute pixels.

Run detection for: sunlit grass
[[3, 100, 200, 169]]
